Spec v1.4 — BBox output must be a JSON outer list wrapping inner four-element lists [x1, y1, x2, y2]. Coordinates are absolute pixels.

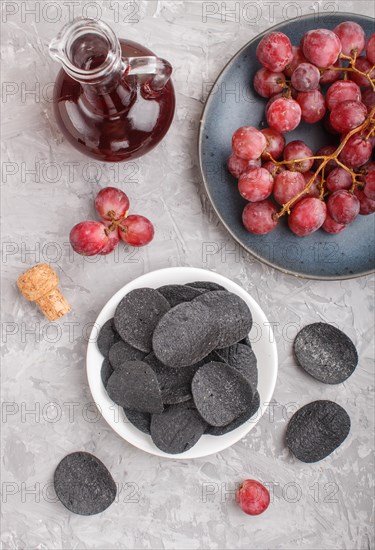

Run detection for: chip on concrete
[[294, 323, 358, 384], [54, 452, 116, 515], [286, 400, 351, 463]]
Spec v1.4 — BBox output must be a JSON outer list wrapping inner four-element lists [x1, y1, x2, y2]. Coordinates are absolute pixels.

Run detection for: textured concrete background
[[1, 1, 374, 549]]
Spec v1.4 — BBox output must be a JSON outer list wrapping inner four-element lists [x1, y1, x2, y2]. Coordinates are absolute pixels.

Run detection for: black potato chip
[[152, 301, 219, 368], [186, 281, 226, 291], [294, 323, 358, 384], [216, 343, 258, 389], [114, 288, 170, 352], [193, 291, 252, 348], [286, 400, 351, 463], [206, 391, 260, 435], [54, 452, 116, 516], [144, 352, 197, 404], [192, 362, 253, 426], [123, 408, 151, 434], [101, 358, 114, 387], [157, 284, 205, 307], [97, 318, 120, 357], [150, 401, 207, 454], [109, 341, 145, 369], [106, 360, 163, 413]]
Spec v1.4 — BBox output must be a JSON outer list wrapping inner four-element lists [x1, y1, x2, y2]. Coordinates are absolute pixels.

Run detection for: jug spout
[[49, 17, 123, 84]]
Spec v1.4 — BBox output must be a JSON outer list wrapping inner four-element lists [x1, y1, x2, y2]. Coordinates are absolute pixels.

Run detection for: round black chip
[[192, 362, 253, 426], [124, 408, 151, 434], [106, 360, 164, 413], [54, 452, 116, 515], [97, 319, 120, 357], [286, 400, 351, 463], [114, 288, 170, 352], [109, 341, 145, 369], [144, 352, 197, 404], [152, 301, 219, 368], [206, 391, 260, 436], [193, 291, 253, 348], [150, 401, 207, 454], [216, 343, 258, 389], [294, 323, 358, 384], [157, 284, 205, 307], [186, 281, 226, 291], [101, 358, 114, 387]]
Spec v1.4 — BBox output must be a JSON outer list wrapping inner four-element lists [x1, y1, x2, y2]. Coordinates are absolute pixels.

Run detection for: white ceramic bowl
[[87, 267, 278, 459]]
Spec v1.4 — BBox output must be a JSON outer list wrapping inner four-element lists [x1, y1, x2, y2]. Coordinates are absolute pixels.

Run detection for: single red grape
[[283, 140, 314, 173], [314, 146, 337, 174], [236, 480, 270, 516], [266, 97, 301, 133], [367, 33, 375, 65], [322, 214, 347, 234], [238, 167, 274, 202], [349, 56, 375, 88], [361, 88, 375, 113], [326, 80, 361, 110], [261, 128, 286, 160], [288, 197, 327, 236], [354, 187, 375, 214], [329, 100, 367, 133], [70, 221, 108, 256], [95, 187, 130, 221], [296, 90, 326, 123], [291, 63, 320, 92], [333, 21, 366, 56], [364, 172, 375, 200], [232, 127, 267, 160], [119, 215, 154, 247], [262, 160, 286, 176], [327, 190, 360, 224], [273, 170, 305, 205], [319, 60, 341, 85], [326, 167, 353, 192], [302, 29, 342, 68], [227, 153, 261, 178], [339, 133, 373, 168], [242, 200, 278, 234], [283, 46, 308, 78], [99, 222, 120, 255], [253, 67, 285, 98], [256, 32, 293, 72]]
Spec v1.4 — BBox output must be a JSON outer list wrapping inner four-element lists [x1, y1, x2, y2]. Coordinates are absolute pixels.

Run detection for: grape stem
[[270, 106, 375, 219], [319, 50, 375, 92]]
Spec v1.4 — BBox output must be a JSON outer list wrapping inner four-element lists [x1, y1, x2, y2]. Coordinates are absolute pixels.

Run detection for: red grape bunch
[[228, 22, 375, 237], [70, 187, 154, 256]]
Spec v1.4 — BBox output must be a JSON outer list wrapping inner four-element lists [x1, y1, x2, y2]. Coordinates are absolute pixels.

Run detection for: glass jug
[[49, 18, 175, 162]]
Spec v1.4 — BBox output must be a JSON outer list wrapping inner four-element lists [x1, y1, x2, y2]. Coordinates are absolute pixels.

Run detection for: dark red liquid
[[53, 39, 175, 162]]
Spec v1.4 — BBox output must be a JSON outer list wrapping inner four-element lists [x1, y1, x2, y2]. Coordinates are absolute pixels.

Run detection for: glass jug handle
[[124, 56, 172, 95]]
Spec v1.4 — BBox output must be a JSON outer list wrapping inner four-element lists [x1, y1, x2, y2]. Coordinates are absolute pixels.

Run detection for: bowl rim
[[198, 12, 375, 281], [86, 266, 278, 459]]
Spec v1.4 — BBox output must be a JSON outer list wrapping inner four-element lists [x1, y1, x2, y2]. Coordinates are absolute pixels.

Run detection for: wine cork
[[17, 263, 71, 321]]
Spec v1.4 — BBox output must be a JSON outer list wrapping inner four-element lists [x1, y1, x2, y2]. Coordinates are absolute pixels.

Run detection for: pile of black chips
[[97, 281, 260, 454]]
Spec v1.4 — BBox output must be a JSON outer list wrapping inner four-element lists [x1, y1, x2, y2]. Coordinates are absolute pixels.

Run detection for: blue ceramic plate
[[199, 13, 375, 280]]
